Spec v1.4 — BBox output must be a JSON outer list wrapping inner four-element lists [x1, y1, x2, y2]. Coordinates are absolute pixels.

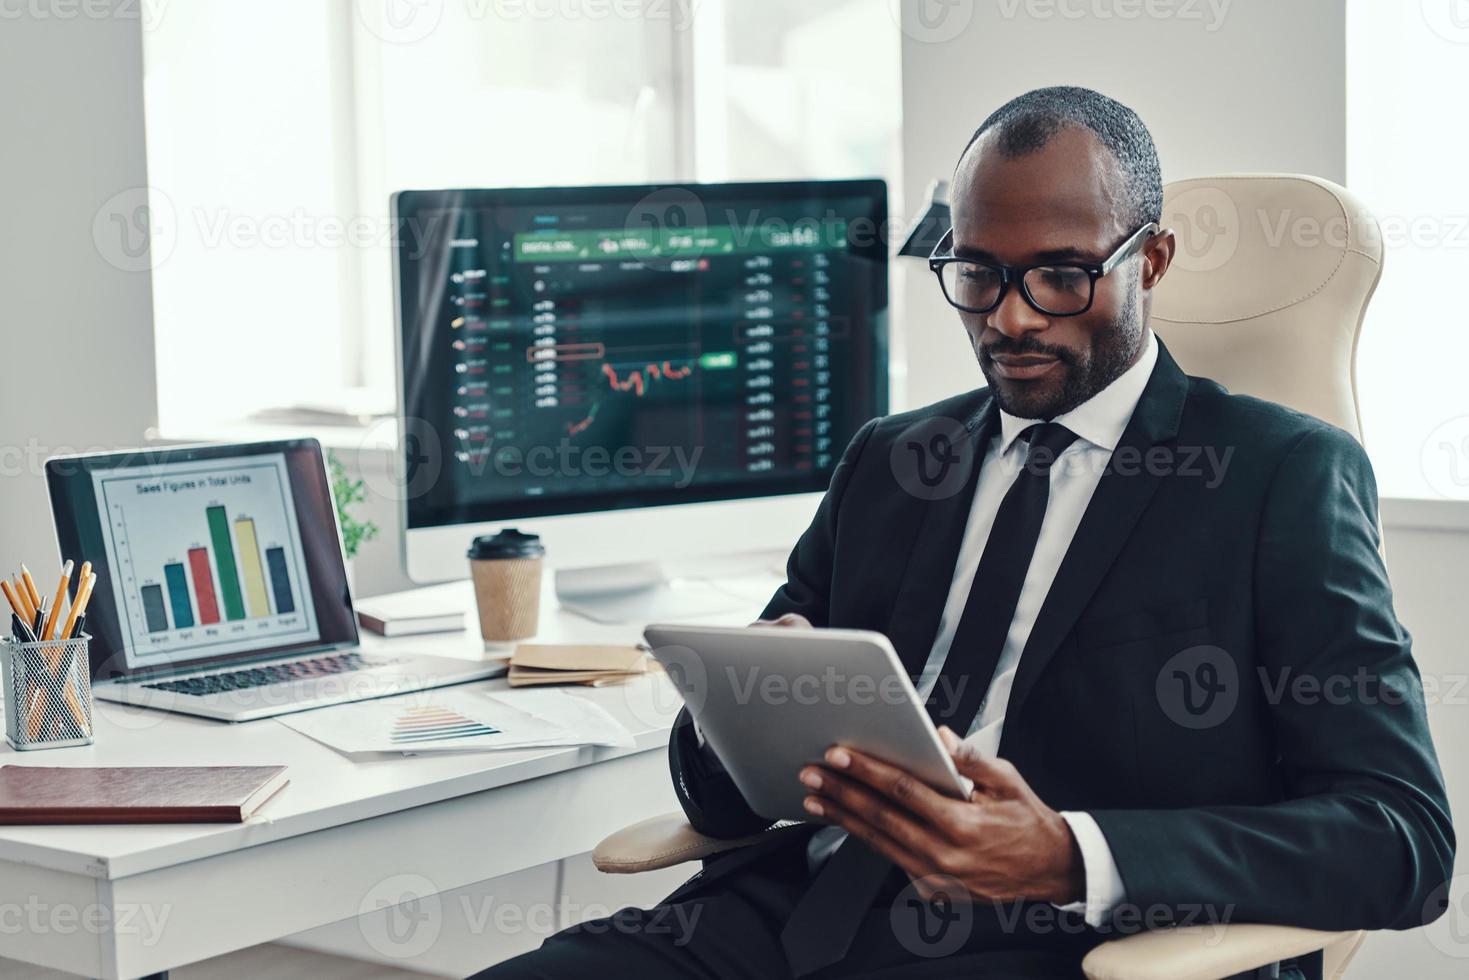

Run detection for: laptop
[[46, 439, 505, 722]]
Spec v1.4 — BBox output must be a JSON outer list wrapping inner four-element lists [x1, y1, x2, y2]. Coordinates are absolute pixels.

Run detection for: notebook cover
[[0, 765, 289, 825], [510, 643, 649, 673]]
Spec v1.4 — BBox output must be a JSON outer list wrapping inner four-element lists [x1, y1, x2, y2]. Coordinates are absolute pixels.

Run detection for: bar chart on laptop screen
[[93, 454, 320, 666]]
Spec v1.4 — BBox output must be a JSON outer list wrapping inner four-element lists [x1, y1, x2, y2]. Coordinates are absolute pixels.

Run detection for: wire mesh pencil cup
[[1, 634, 94, 750]]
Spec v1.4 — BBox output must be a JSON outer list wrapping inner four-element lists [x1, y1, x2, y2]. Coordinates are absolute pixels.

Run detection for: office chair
[[592, 174, 1385, 980]]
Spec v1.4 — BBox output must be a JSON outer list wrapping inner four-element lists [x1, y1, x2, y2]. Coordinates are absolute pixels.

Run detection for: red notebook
[[0, 766, 289, 824]]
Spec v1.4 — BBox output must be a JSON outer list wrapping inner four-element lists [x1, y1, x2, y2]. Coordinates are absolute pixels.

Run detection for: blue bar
[[141, 583, 169, 633], [265, 546, 295, 614], [164, 562, 194, 629]]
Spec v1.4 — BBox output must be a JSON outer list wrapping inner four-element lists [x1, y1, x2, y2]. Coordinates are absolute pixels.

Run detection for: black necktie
[[780, 422, 1080, 977]]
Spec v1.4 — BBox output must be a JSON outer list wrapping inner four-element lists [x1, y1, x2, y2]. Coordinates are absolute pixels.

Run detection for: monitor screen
[[46, 440, 358, 679], [392, 180, 889, 531]]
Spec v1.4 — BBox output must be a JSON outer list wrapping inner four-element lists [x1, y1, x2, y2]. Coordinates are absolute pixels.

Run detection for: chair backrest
[[1150, 173, 1384, 444], [1153, 175, 1379, 978]]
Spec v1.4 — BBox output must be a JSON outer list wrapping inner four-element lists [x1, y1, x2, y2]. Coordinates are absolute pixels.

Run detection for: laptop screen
[[47, 440, 359, 680]]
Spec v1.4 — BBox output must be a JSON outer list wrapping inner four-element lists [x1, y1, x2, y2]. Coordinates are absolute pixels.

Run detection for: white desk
[[0, 572, 781, 979]]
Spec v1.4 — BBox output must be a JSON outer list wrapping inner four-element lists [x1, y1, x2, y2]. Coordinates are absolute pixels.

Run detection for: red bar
[[188, 547, 221, 625]]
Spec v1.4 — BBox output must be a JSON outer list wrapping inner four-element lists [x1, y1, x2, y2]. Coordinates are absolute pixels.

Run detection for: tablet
[[644, 623, 974, 823]]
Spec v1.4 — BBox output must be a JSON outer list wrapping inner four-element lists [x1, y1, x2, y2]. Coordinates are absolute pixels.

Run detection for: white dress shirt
[[808, 329, 1158, 927]]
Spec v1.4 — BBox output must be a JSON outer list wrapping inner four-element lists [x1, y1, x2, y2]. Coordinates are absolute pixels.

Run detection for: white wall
[[896, 0, 1345, 407], [0, 12, 159, 568]]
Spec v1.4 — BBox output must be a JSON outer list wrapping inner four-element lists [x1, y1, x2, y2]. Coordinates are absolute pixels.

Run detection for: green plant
[[327, 450, 379, 560]]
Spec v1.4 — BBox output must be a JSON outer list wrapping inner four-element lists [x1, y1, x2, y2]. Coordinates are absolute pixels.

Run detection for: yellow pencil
[[59, 572, 96, 642], [0, 578, 25, 622], [41, 560, 74, 642], [12, 575, 36, 622], [19, 564, 43, 613]]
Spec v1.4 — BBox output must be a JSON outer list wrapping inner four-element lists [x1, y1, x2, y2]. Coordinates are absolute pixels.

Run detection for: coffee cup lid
[[468, 528, 545, 560]]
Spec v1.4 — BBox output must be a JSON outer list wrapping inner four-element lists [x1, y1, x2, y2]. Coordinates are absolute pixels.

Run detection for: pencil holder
[[1, 635, 94, 750]]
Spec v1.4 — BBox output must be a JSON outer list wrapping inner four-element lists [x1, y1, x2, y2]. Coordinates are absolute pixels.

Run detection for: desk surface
[[0, 572, 780, 881]]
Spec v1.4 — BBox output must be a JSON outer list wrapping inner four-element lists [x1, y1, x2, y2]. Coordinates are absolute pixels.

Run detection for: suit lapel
[[999, 343, 1190, 742], [883, 396, 998, 678]]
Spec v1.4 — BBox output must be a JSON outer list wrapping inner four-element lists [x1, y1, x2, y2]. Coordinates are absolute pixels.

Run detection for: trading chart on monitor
[[397, 183, 887, 527], [92, 454, 319, 667]]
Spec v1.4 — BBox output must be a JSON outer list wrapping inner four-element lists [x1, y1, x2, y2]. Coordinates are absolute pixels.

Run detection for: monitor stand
[[554, 558, 772, 625]]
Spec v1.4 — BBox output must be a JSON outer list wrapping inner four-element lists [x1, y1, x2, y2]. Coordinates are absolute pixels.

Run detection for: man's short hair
[[963, 86, 1163, 230]]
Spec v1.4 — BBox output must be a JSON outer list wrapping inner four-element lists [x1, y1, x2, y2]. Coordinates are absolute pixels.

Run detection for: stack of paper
[[508, 643, 653, 687], [275, 688, 634, 756]]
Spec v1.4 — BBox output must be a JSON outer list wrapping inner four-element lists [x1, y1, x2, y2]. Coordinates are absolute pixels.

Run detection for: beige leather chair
[[592, 174, 1384, 980]]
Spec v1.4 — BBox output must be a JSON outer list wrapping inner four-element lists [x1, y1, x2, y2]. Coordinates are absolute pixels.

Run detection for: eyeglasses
[[928, 222, 1158, 317]]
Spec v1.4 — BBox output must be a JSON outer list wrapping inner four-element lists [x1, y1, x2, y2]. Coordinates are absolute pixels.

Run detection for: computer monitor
[[391, 180, 888, 618]]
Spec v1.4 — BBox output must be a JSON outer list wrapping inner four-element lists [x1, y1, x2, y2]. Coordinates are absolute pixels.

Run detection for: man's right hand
[[751, 612, 814, 629]]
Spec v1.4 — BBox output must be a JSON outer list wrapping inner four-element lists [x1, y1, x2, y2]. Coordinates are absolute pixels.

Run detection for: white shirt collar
[[997, 329, 1158, 455]]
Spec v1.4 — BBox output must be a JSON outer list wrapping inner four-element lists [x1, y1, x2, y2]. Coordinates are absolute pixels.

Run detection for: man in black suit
[[477, 86, 1453, 980]]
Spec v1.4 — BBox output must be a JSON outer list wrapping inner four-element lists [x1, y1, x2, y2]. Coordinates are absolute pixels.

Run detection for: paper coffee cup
[[467, 529, 545, 643]]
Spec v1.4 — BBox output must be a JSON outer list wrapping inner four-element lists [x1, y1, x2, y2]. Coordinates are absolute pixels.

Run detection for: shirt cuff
[[1054, 811, 1127, 928]]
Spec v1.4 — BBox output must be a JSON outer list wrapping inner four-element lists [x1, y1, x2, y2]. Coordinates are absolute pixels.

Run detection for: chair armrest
[[592, 812, 801, 874], [1081, 924, 1361, 980]]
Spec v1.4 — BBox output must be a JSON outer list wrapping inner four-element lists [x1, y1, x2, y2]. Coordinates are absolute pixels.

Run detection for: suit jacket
[[668, 340, 1454, 934]]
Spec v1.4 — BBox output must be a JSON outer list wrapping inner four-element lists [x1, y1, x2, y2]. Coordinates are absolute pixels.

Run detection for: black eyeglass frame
[[928, 222, 1160, 317]]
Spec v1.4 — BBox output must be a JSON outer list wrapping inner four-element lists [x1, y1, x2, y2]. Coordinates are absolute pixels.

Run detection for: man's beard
[[977, 289, 1143, 420]]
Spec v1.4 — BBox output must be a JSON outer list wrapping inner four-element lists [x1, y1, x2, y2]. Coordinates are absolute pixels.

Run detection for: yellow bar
[[233, 518, 272, 618]]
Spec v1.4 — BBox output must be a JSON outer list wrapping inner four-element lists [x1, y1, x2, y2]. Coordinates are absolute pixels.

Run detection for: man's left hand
[[800, 727, 1085, 905]]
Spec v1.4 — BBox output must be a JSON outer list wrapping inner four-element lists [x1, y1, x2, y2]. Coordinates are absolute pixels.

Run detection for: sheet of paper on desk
[[480, 689, 635, 749], [275, 688, 633, 755]]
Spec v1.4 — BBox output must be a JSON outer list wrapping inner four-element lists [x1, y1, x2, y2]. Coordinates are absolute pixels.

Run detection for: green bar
[[513, 220, 845, 264], [207, 505, 245, 621], [698, 351, 737, 370]]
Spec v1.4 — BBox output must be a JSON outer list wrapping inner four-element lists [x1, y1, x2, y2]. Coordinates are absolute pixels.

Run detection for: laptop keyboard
[[141, 652, 386, 696]]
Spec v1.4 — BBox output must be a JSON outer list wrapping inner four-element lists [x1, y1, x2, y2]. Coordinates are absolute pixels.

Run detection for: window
[[1348, 0, 1469, 500], [141, 0, 901, 434]]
